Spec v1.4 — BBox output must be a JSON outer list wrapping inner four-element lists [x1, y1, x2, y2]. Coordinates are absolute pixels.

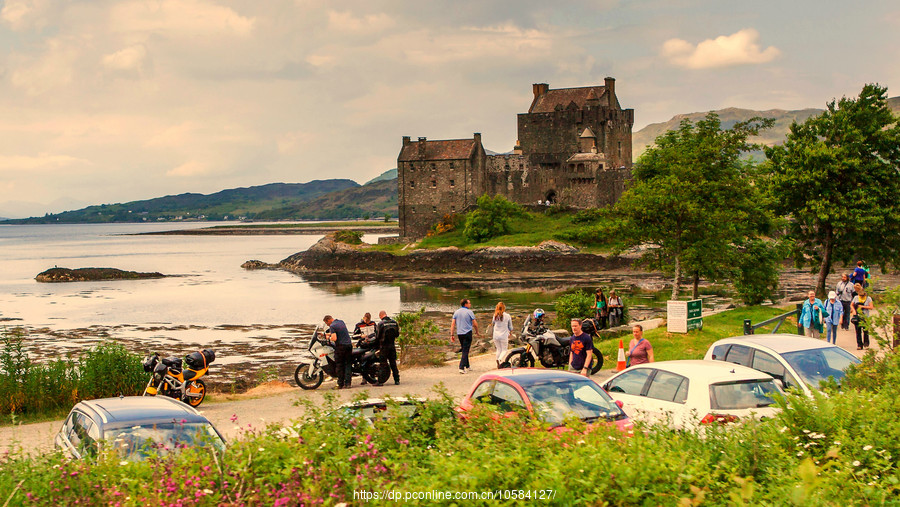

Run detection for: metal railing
[[743, 303, 804, 335]]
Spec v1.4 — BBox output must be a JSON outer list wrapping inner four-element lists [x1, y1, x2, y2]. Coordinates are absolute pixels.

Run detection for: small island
[[35, 267, 167, 283]]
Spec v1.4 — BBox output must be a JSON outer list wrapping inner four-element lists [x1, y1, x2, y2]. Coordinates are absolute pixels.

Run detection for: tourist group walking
[[801, 262, 876, 350]]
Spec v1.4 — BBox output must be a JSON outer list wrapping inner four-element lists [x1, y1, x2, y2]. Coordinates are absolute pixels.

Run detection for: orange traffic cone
[[616, 339, 627, 371]]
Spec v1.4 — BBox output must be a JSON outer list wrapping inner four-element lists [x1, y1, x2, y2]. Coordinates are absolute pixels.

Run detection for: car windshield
[[710, 380, 781, 410], [782, 347, 860, 388], [523, 379, 626, 426], [106, 422, 224, 460]]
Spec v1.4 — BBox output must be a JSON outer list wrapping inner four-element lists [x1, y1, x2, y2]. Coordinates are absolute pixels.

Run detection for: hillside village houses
[[397, 78, 635, 239]]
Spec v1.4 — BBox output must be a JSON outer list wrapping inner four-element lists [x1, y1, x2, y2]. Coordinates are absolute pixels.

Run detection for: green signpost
[[667, 299, 703, 333]]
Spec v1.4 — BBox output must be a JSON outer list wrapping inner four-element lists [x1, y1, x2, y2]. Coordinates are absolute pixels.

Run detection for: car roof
[[712, 334, 838, 354], [479, 368, 595, 387], [76, 396, 209, 428], [620, 360, 775, 383]]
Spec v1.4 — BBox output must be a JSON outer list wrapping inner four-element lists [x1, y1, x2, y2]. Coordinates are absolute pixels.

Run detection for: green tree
[[463, 194, 525, 242], [766, 84, 900, 297], [613, 113, 776, 300]]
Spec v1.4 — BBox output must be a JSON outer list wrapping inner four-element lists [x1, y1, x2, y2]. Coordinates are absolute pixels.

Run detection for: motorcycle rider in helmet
[[527, 309, 546, 335]]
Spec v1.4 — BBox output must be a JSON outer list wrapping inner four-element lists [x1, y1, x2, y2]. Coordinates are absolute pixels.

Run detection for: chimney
[[532, 83, 549, 99], [417, 137, 426, 159], [402, 136, 411, 147], [604, 77, 616, 109], [473, 132, 481, 146]]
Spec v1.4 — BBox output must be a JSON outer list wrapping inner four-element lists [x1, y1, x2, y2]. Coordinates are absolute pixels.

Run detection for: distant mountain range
[[4, 170, 398, 224], [633, 96, 900, 158]]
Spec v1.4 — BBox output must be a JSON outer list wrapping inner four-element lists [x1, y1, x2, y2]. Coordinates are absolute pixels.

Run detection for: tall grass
[[0, 328, 146, 420]]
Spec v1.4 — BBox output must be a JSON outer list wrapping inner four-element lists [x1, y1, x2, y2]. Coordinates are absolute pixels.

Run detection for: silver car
[[704, 334, 861, 396], [55, 396, 225, 460]]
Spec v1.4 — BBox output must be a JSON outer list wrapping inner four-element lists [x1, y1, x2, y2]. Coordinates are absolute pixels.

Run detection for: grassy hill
[[6, 177, 398, 223], [634, 96, 900, 158]]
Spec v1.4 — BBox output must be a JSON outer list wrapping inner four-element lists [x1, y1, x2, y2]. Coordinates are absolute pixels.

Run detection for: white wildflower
[[863, 445, 873, 451], [797, 451, 804, 457], [203, 489, 213, 495], [119, 461, 128, 466], [853, 460, 861, 467]]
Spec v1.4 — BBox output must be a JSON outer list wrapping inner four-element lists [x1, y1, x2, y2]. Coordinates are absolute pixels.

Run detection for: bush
[[394, 307, 442, 365], [572, 208, 605, 224], [0, 329, 145, 418], [427, 213, 461, 237], [333, 230, 363, 244], [462, 194, 525, 242], [553, 290, 596, 328]]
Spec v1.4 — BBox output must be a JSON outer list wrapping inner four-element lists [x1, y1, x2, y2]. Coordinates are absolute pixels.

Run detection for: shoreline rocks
[[35, 267, 167, 283]]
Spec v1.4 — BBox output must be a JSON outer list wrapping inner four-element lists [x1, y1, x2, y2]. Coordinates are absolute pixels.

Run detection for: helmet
[[533, 309, 545, 319]]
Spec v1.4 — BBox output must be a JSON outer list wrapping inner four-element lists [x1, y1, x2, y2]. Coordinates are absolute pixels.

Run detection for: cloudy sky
[[0, 0, 897, 217]]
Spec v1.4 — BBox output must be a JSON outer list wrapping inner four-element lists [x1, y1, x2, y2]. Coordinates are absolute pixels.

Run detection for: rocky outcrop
[[241, 260, 275, 270], [275, 235, 629, 274], [35, 267, 166, 283]]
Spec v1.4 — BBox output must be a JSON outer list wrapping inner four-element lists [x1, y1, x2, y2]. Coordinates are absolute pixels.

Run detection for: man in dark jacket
[[375, 310, 401, 385], [324, 315, 353, 389]]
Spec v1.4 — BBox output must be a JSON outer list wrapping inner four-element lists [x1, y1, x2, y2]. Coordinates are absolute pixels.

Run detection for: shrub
[[572, 208, 605, 224], [553, 290, 596, 328], [427, 213, 461, 237], [462, 194, 525, 242], [78, 341, 146, 399], [333, 230, 363, 244], [394, 307, 442, 365], [733, 239, 783, 305]]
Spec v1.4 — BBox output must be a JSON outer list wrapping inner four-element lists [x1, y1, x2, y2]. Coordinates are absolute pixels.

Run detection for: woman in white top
[[491, 302, 513, 368], [850, 283, 875, 350]]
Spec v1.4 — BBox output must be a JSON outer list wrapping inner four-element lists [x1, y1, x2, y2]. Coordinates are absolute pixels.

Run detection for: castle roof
[[529, 86, 611, 113], [398, 138, 478, 161]]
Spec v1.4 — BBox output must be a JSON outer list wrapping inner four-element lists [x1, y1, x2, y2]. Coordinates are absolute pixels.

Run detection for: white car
[[703, 334, 861, 396], [600, 360, 782, 429]]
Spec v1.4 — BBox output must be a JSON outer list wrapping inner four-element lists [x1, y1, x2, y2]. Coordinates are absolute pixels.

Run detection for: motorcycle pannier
[[581, 318, 598, 335], [142, 354, 159, 373], [186, 349, 216, 370]]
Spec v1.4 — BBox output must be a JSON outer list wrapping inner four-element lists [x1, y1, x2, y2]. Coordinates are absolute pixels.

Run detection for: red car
[[457, 369, 633, 434]]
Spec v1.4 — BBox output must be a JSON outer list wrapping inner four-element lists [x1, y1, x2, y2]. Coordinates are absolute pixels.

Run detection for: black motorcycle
[[500, 316, 603, 374], [294, 325, 390, 390]]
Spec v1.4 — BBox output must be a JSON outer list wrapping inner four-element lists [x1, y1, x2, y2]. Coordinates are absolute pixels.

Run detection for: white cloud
[[0, 154, 91, 173], [9, 38, 80, 95], [109, 0, 255, 38], [326, 10, 394, 34], [167, 160, 209, 177], [102, 45, 150, 75], [661, 28, 780, 69], [0, 0, 48, 31]]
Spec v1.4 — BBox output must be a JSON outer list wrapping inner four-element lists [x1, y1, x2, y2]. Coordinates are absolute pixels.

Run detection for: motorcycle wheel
[[508, 351, 535, 368], [294, 364, 325, 390], [182, 379, 206, 407], [589, 347, 604, 375], [362, 360, 391, 385]]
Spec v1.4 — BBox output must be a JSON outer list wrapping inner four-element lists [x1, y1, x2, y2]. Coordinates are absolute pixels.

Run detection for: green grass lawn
[[595, 304, 801, 366]]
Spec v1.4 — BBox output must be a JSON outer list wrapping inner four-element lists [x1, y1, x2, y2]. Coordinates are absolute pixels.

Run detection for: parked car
[[601, 360, 783, 429], [55, 396, 226, 460], [336, 397, 425, 425], [456, 369, 632, 433], [704, 334, 861, 396]]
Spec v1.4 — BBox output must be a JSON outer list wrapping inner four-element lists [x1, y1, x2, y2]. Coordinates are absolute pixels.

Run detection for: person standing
[[824, 291, 843, 345], [852, 261, 868, 287], [375, 310, 401, 385], [608, 290, 624, 328], [323, 315, 353, 389], [594, 288, 609, 329], [626, 325, 654, 366], [450, 299, 480, 374], [836, 274, 855, 330], [850, 284, 876, 350], [799, 291, 827, 339], [567, 318, 594, 377], [490, 302, 513, 368], [354, 312, 376, 341]]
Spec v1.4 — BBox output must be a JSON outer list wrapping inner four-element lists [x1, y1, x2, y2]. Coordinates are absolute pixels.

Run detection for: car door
[[56, 411, 79, 458], [750, 349, 802, 392], [489, 381, 527, 415], [723, 345, 752, 367], [603, 368, 654, 418], [636, 370, 690, 426]]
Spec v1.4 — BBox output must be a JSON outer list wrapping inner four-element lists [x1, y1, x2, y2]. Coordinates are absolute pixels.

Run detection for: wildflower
[[230, 414, 238, 423], [797, 451, 804, 457], [863, 445, 873, 451], [834, 441, 841, 446], [258, 448, 265, 452], [802, 429, 810, 434], [320, 443, 327, 449], [119, 461, 128, 466], [853, 460, 861, 467], [203, 489, 214, 495]]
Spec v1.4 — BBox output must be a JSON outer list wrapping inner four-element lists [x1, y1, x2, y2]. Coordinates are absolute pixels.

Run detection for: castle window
[[451, 206, 456, 212], [449, 179, 455, 187], [577, 163, 585, 172], [431, 163, 436, 171], [411, 206, 416, 213], [432, 206, 437, 213], [410, 180, 415, 188], [599, 164, 604, 170], [431, 180, 437, 188], [618, 141, 622, 157], [449, 161, 455, 169]]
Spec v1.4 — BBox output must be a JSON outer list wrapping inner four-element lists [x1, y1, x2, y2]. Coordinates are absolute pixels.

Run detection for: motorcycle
[[294, 324, 391, 390], [142, 349, 215, 407], [500, 315, 603, 374]]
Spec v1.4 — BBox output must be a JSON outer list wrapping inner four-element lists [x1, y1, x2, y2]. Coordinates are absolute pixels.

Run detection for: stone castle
[[397, 78, 634, 238]]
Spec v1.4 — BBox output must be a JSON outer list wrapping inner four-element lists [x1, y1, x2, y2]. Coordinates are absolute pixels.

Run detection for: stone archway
[[545, 190, 557, 204]]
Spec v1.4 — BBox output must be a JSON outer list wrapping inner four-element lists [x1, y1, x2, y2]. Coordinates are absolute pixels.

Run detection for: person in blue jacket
[[799, 290, 827, 339], [824, 291, 843, 344]]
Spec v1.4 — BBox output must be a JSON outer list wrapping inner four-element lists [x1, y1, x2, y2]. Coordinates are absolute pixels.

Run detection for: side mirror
[[615, 400, 624, 409]]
